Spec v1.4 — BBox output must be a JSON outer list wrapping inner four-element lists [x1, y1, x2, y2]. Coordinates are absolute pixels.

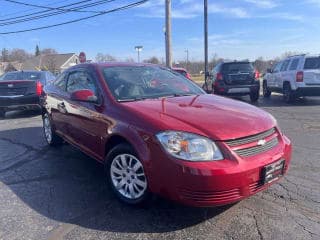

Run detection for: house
[[21, 53, 79, 74]]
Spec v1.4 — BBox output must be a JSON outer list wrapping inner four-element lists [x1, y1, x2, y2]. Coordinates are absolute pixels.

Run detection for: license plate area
[[262, 159, 285, 184], [228, 88, 250, 93]]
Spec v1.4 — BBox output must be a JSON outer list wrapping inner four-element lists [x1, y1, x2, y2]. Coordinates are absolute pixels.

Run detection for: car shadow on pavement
[[0, 109, 41, 120], [0, 126, 232, 234]]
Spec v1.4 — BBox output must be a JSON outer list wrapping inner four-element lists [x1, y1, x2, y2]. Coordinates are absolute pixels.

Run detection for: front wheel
[[250, 90, 259, 102], [283, 84, 295, 103], [105, 144, 150, 205], [42, 113, 63, 146]]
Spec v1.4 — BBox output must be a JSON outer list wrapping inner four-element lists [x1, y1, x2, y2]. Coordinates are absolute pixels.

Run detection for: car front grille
[[234, 137, 279, 157], [179, 188, 242, 204], [225, 128, 279, 157]]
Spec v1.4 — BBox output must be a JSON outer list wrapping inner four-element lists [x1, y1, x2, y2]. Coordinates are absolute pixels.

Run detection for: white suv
[[263, 54, 320, 103]]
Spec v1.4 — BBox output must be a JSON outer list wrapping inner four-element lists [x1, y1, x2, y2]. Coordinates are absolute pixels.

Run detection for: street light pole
[[204, 0, 209, 91], [165, 0, 172, 68], [135, 46, 143, 63]]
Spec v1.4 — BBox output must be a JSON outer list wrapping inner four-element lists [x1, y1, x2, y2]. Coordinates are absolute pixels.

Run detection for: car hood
[[122, 94, 276, 141]]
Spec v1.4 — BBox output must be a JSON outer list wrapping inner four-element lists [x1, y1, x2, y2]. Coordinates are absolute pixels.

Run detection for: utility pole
[[165, 0, 172, 68], [204, 0, 209, 91], [185, 49, 189, 71]]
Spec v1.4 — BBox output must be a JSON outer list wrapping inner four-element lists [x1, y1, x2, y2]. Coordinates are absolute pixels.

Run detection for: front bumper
[[148, 134, 291, 207], [0, 94, 39, 108]]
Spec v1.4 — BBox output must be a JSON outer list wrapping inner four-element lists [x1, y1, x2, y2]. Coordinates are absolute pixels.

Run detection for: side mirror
[[71, 89, 98, 103], [267, 68, 273, 73]]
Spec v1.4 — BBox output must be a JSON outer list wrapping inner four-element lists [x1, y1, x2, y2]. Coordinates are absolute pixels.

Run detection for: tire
[[105, 143, 150, 205], [250, 90, 259, 102], [0, 108, 6, 118], [263, 81, 271, 98], [283, 83, 295, 103], [42, 112, 63, 146]]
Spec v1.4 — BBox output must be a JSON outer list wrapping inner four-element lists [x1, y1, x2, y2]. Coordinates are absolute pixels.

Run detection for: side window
[[289, 59, 299, 71], [3, 72, 17, 80], [273, 62, 282, 73], [280, 60, 290, 72], [53, 73, 67, 91], [66, 70, 97, 94]]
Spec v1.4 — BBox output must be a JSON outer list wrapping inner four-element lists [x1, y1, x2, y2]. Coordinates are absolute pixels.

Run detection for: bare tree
[[9, 48, 32, 62], [143, 56, 160, 64], [1, 48, 9, 62], [95, 53, 117, 62], [41, 48, 58, 55], [125, 57, 135, 62]]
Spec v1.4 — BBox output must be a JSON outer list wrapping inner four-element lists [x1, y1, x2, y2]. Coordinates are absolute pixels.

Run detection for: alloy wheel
[[110, 154, 147, 200]]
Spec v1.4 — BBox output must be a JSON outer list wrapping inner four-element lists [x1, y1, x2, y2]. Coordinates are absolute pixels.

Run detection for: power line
[[0, 1, 123, 27], [0, 0, 115, 24], [2, 0, 106, 15], [0, 0, 149, 35], [0, 0, 76, 18]]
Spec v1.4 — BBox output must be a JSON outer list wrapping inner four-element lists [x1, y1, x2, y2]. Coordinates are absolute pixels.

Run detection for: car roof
[[71, 62, 161, 69]]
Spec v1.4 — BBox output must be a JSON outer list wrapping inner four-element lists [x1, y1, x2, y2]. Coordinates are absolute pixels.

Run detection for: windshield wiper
[[117, 97, 147, 102]]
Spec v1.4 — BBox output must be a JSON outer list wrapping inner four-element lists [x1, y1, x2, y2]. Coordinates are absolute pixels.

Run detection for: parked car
[[210, 61, 260, 102], [263, 54, 320, 103], [172, 67, 192, 80], [0, 71, 55, 117], [42, 63, 291, 207]]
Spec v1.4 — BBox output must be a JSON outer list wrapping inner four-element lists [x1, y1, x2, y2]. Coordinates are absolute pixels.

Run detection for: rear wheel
[[283, 83, 295, 103], [42, 113, 63, 146], [105, 143, 149, 205], [250, 90, 259, 102], [0, 108, 5, 118], [263, 81, 271, 98]]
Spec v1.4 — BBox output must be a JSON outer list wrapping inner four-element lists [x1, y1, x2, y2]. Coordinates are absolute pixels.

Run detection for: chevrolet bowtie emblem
[[257, 139, 266, 146]]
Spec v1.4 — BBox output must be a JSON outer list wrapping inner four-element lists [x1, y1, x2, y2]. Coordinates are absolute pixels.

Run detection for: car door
[[46, 72, 70, 138], [65, 68, 107, 161], [270, 61, 283, 90]]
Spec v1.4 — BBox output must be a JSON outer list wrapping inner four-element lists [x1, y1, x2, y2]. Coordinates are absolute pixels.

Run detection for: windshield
[[102, 66, 204, 101]]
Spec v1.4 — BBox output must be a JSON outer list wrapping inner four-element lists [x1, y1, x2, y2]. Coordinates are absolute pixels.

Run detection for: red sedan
[[42, 63, 292, 207]]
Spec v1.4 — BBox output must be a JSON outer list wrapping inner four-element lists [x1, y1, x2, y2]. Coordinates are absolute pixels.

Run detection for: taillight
[[186, 73, 192, 80], [296, 71, 304, 82], [255, 71, 260, 79], [36, 81, 42, 96], [216, 73, 223, 81]]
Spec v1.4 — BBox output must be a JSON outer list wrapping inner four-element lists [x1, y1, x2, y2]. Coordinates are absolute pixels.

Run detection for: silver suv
[[263, 54, 320, 103]]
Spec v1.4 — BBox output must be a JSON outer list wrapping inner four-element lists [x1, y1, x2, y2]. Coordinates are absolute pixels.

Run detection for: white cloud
[[244, 0, 278, 9], [306, 0, 320, 7]]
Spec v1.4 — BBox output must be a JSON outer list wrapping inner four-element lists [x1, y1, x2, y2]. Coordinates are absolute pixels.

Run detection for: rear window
[[22, 72, 42, 80], [304, 57, 320, 70], [221, 63, 254, 73]]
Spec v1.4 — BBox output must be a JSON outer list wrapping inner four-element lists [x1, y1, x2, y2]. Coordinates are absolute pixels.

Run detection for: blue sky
[[1, 0, 320, 62]]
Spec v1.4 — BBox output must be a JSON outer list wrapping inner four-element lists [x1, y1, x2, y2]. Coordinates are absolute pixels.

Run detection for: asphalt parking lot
[[0, 95, 319, 240]]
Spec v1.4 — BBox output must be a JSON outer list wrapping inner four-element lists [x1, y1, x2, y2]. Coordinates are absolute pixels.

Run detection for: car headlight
[[156, 131, 224, 161]]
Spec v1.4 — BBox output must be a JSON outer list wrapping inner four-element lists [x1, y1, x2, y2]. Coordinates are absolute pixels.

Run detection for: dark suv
[[210, 61, 260, 102]]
